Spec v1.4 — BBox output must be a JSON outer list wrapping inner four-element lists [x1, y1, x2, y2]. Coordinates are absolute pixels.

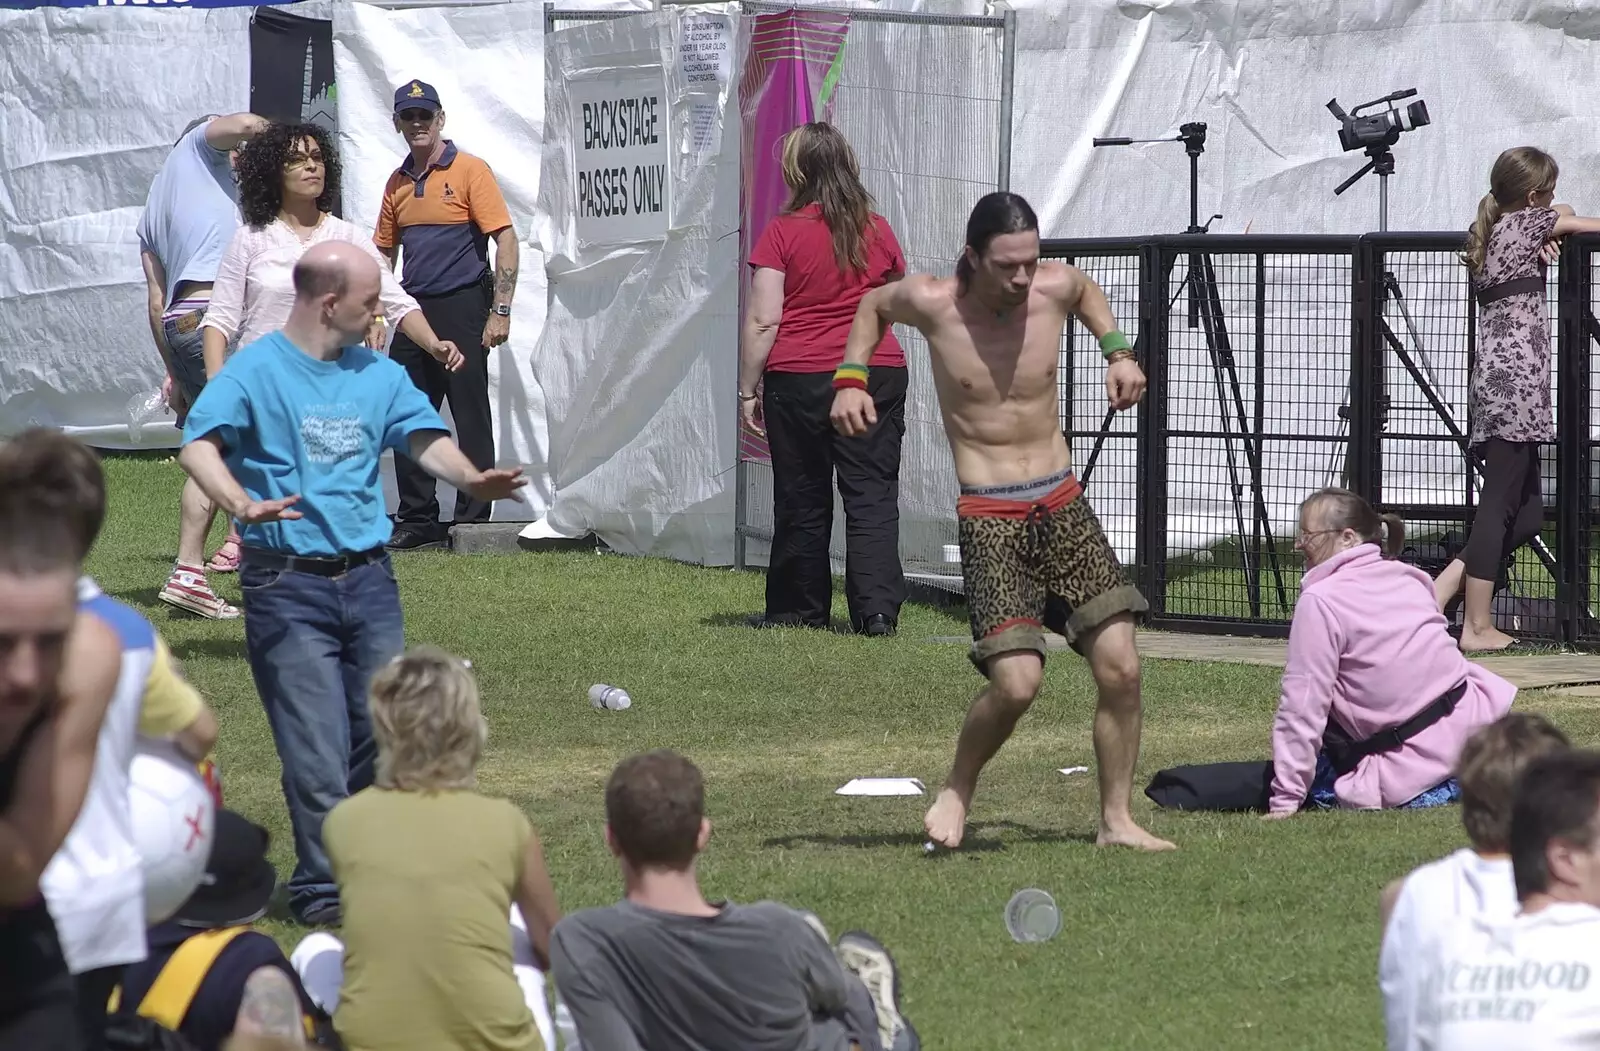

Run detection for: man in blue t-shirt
[[178, 241, 526, 926], [140, 112, 268, 622]]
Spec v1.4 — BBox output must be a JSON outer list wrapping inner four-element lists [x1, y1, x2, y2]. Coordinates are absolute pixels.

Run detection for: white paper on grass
[[836, 778, 927, 797], [1058, 766, 1089, 777], [332, 1, 553, 523]]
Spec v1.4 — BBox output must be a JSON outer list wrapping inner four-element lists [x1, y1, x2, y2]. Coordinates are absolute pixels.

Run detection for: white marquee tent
[[4, 0, 1600, 567]]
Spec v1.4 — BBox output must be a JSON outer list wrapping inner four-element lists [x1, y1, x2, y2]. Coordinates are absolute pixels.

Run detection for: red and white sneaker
[[158, 565, 241, 620]]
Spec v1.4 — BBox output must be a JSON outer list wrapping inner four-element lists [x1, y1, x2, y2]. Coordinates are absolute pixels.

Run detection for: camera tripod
[[1089, 122, 1289, 617], [1330, 140, 1563, 596]]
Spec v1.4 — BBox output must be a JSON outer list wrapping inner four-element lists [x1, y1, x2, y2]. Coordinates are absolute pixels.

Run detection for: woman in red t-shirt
[[739, 123, 907, 635]]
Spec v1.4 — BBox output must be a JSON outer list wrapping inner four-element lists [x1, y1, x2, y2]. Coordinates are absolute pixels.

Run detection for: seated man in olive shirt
[[550, 750, 919, 1051]]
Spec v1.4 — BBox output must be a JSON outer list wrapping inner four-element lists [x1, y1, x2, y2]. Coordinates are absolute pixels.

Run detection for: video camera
[[1326, 89, 1430, 152]]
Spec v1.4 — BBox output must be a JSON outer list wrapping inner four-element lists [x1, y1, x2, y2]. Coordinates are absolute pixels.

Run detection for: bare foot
[[924, 788, 969, 849], [1460, 627, 1517, 653], [1097, 822, 1177, 852]]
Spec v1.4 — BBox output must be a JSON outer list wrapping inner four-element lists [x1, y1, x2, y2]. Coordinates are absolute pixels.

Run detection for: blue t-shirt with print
[[182, 332, 447, 557]]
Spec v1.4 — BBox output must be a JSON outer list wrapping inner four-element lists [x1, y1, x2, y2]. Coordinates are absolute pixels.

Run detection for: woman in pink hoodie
[[1265, 488, 1516, 818]]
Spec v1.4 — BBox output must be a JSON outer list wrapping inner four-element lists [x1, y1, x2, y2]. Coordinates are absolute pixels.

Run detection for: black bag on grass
[[1144, 761, 1274, 812]]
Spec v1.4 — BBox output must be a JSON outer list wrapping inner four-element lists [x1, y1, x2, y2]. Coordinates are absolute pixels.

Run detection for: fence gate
[[544, 4, 635, 34], [1041, 233, 1590, 644], [731, 3, 1017, 595]]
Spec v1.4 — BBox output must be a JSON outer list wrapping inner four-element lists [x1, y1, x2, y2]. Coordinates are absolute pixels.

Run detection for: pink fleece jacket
[[1268, 544, 1516, 813]]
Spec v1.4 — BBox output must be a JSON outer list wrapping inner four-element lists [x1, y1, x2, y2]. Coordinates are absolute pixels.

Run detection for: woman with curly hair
[[199, 123, 463, 572]]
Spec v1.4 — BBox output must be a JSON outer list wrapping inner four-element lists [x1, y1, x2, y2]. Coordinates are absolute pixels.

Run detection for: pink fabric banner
[[737, 10, 850, 465]]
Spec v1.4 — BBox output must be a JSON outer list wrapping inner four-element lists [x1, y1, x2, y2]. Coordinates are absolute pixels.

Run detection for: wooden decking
[[927, 631, 1600, 691]]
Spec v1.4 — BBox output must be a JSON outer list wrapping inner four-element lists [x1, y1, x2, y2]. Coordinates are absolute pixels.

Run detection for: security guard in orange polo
[[376, 80, 518, 550]]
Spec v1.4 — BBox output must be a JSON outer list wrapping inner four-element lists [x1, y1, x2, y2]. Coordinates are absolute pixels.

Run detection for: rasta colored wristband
[[832, 362, 869, 391], [1099, 330, 1133, 360]]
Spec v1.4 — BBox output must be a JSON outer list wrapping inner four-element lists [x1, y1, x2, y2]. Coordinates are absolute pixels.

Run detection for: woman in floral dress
[[1435, 147, 1600, 651]]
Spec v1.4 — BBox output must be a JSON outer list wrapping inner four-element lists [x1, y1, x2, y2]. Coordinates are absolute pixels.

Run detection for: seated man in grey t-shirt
[[550, 750, 919, 1051]]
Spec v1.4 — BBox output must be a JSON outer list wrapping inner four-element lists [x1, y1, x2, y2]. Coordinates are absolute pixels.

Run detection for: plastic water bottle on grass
[[589, 684, 631, 711], [126, 389, 168, 443]]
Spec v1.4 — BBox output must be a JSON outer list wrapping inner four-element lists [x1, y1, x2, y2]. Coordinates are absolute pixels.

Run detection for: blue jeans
[[162, 309, 209, 405], [1307, 752, 1463, 811], [240, 555, 405, 921]]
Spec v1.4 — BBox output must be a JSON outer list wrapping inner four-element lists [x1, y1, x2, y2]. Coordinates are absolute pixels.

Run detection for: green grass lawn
[[89, 453, 1600, 1050]]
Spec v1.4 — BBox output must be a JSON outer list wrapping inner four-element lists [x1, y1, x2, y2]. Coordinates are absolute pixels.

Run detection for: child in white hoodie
[[1380, 712, 1570, 1051]]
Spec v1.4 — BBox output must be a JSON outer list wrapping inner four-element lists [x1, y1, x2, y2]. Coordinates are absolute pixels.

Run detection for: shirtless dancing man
[[831, 192, 1174, 852]]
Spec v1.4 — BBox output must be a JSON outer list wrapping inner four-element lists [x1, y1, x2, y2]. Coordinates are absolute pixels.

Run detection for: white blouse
[[199, 214, 419, 350]]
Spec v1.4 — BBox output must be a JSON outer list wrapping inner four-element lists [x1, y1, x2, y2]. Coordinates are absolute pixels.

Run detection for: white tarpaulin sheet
[[0, 6, 251, 446], [333, 0, 553, 522], [1004, 0, 1600, 239], [994, 0, 1600, 556], [532, 4, 744, 564], [0, 0, 628, 523], [10, 0, 1600, 565]]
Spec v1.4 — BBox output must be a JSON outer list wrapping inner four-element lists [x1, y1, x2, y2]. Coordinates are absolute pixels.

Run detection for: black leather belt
[[1322, 680, 1467, 778], [1476, 275, 1544, 307], [240, 545, 387, 578]]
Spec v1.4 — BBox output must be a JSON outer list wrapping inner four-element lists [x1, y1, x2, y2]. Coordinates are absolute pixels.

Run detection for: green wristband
[[1099, 330, 1132, 359]]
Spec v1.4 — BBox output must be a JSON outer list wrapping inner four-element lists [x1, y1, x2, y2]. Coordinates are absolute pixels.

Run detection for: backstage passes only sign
[[570, 69, 671, 245]]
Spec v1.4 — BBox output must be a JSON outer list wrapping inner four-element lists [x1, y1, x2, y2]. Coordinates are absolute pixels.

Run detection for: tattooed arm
[[481, 226, 518, 349], [234, 966, 306, 1045], [491, 228, 519, 305]]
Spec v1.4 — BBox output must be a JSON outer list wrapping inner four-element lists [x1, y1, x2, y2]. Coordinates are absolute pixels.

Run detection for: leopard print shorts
[[958, 475, 1147, 674]]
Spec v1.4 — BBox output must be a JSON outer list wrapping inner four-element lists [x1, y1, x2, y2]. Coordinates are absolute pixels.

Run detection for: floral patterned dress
[[1469, 206, 1558, 447]]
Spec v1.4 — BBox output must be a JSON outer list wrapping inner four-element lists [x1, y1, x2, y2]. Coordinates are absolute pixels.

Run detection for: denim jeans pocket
[[240, 566, 285, 593]]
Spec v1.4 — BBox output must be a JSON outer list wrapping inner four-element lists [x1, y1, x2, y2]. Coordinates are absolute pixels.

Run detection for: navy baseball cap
[[394, 79, 442, 114]]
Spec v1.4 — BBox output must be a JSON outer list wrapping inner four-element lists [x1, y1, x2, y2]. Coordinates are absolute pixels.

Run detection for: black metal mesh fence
[[1044, 233, 1581, 640], [1568, 238, 1600, 644], [1152, 238, 1356, 628], [1057, 244, 1142, 572]]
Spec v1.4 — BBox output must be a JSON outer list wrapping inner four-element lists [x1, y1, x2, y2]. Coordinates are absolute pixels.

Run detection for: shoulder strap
[[135, 927, 255, 1030]]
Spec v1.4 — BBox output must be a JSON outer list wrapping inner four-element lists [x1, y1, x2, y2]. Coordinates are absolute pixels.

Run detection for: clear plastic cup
[[1005, 888, 1061, 943]]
